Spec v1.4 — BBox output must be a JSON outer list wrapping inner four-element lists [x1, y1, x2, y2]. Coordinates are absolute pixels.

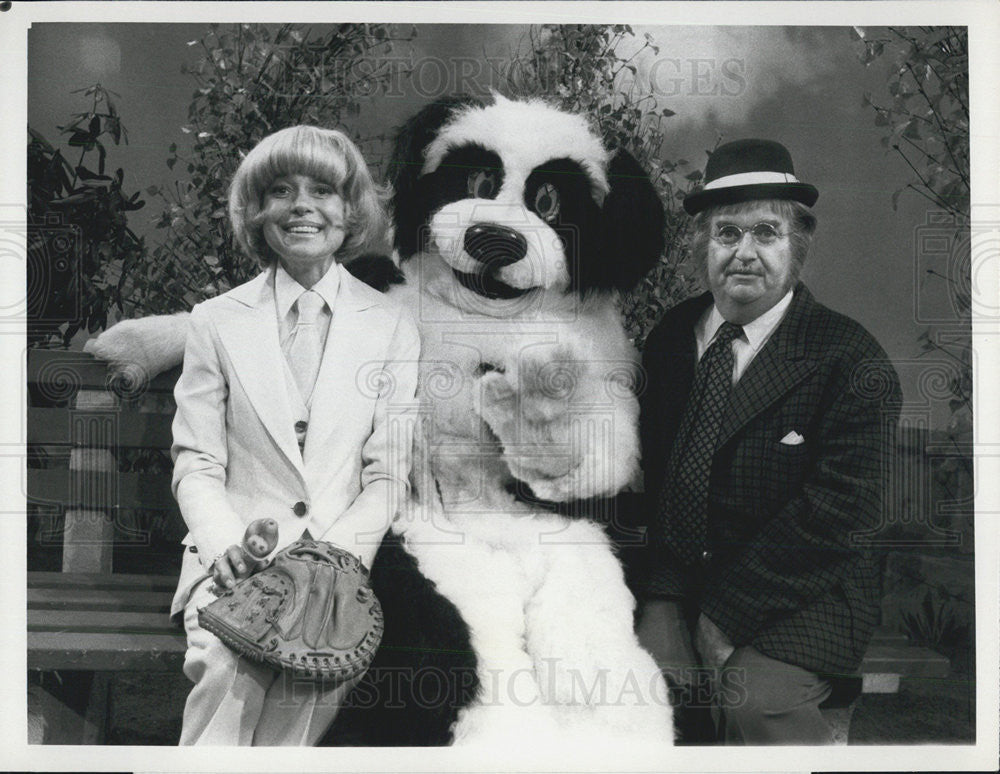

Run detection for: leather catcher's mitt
[[198, 539, 383, 683]]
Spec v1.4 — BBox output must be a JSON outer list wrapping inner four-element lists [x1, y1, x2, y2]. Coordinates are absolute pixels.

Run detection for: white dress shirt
[[695, 289, 794, 383]]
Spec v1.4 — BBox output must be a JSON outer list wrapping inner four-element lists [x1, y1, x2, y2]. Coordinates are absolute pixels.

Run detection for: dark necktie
[[658, 321, 743, 565]]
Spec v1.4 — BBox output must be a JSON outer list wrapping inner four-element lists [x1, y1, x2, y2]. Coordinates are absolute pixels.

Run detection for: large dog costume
[[87, 95, 673, 746]]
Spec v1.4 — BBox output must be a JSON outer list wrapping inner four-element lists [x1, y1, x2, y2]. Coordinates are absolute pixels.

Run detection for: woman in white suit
[[171, 125, 420, 745]]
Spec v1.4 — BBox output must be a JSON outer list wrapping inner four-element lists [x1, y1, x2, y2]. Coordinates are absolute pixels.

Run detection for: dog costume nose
[[464, 224, 527, 268]]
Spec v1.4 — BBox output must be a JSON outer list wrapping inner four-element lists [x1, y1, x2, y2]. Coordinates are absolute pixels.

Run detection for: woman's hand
[[211, 518, 279, 591], [211, 544, 266, 591]]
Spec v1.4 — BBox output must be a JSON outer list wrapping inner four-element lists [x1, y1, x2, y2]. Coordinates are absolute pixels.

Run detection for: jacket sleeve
[[700, 341, 901, 645], [171, 302, 246, 567], [318, 306, 421, 547]]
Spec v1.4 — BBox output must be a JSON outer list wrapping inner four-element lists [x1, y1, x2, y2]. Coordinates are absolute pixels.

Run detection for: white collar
[[705, 288, 794, 351], [273, 262, 342, 320]]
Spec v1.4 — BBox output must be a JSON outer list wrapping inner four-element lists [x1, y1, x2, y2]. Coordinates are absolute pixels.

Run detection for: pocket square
[[780, 431, 805, 445]]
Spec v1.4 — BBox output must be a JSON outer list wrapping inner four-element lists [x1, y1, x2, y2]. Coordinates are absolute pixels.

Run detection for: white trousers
[[179, 577, 359, 746]]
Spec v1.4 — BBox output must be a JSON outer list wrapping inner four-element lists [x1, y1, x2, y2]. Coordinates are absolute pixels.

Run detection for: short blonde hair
[[229, 125, 390, 266]]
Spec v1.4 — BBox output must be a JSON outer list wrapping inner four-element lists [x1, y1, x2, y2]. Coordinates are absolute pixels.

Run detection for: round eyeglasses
[[711, 222, 790, 247]]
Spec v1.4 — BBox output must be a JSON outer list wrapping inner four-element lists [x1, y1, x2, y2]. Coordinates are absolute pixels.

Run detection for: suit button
[[295, 420, 308, 433], [293, 501, 308, 517], [701, 550, 713, 562]]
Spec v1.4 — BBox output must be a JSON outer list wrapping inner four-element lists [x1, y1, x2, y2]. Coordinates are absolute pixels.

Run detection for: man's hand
[[211, 543, 265, 591], [694, 613, 735, 669]]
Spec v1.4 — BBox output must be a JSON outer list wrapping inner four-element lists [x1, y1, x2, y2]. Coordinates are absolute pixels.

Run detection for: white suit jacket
[[170, 264, 420, 616]]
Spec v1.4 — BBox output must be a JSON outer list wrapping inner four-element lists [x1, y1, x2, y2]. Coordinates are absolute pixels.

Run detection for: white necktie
[[289, 290, 325, 403]]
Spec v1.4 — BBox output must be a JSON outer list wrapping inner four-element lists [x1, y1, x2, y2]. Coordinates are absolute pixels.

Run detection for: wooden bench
[[28, 572, 184, 672], [26, 349, 950, 745], [27, 349, 184, 743], [860, 627, 950, 694]]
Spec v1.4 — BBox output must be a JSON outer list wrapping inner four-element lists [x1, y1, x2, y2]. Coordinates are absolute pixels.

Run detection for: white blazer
[[170, 264, 420, 616]]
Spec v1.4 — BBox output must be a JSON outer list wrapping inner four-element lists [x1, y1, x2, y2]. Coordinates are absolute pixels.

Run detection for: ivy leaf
[[67, 130, 92, 147], [75, 166, 111, 182]]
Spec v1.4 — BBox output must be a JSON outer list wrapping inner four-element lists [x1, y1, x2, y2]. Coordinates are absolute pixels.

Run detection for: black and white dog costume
[[87, 95, 673, 747]]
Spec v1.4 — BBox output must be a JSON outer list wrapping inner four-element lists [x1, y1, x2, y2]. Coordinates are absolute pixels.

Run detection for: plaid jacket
[[640, 283, 901, 675]]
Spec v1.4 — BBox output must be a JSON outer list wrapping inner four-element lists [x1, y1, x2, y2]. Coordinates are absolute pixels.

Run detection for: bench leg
[[27, 672, 111, 744], [82, 673, 111, 744]]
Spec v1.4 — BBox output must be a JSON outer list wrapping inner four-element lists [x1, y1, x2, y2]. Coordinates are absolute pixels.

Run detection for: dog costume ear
[[389, 96, 483, 259], [600, 149, 665, 290]]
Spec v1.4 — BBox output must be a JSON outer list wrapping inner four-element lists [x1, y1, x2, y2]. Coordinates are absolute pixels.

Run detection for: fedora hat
[[683, 138, 819, 215]]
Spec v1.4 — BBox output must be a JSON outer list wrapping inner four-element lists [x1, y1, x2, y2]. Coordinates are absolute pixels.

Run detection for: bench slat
[[27, 349, 181, 395], [28, 632, 185, 672], [30, 610, 178, 635], [869, 628, 909, 646], [28, 572, 178, 591], [28, 470, 178, 511], [861, 644, 951, 678], [28, 407, 175, 448], [28, 587, 176, 613]]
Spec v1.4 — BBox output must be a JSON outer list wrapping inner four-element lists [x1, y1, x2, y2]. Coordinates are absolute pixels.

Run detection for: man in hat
[[635, 139, 901, 744]]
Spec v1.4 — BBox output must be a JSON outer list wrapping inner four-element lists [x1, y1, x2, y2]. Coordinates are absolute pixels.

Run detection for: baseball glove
[[198, 539, 383, 683]]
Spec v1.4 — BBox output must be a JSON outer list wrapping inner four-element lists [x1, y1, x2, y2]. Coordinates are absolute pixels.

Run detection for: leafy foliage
[[129, 23, 413, 315], [856, 27, 971, 507], [507, 25, 703, 347], [27, 84, 146, 346], [854, 26, 969, 219], [900, 589, 968, 651]]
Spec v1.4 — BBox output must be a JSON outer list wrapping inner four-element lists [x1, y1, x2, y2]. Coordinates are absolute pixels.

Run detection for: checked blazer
[[639, 283, 901, 675]]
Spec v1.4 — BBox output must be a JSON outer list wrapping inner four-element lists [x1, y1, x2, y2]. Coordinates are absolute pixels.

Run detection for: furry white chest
[[396, 256, 642, 505]]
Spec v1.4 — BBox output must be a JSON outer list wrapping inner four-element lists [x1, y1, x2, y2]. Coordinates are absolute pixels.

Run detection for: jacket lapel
[[304, 268, 380, 479], [717, 283, 818, 448], [215, 270, 305, 479]]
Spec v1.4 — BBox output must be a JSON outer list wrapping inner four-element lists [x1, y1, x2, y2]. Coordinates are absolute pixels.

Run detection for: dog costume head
[[386, 94, 664, 309]]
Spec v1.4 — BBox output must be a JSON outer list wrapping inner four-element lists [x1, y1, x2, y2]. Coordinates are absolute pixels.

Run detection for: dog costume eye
[[533, 183, 560, 223], [467, 169, 500, 199]]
